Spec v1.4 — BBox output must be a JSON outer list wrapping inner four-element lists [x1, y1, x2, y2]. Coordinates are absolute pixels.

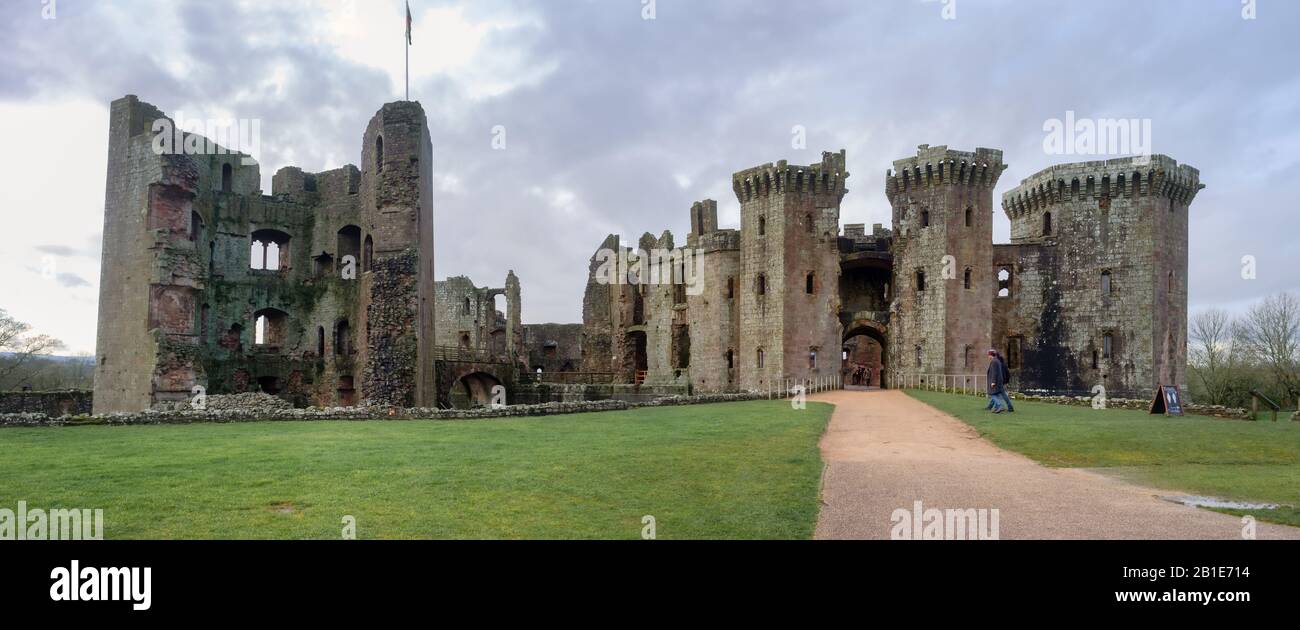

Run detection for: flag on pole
[[406, 1, 413, 45]]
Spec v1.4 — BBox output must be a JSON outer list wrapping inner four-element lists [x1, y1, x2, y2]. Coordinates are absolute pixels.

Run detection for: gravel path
[[812, 389, 1300, 540]]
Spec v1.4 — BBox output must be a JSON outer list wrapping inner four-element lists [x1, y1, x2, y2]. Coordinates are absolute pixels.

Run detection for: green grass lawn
[[906, 389, 1300, 528], [0, 401, 831, 539]]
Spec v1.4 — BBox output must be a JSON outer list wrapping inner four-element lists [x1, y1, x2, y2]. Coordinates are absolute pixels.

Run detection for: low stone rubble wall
[[989, 392, 1251, 420], [0, 391, 783, 428], [0, 390, 93, 417]]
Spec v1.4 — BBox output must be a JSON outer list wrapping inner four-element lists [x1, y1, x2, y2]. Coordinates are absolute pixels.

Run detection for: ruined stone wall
[[94, 96, 437, 412], [521, 323, 584, 374], [580, 234, 620, 375], [434, 273, 518, 362], [639, 232, 689, 386], [359, 101, 437, 407], [999, 155, 1201, 398], [0, 390, 93, 416], [886, 145, 1005, 378], [94, 96, 168, 414]]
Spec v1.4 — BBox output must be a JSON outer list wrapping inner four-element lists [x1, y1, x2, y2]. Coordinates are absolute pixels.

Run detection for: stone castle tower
[[732, 150, 848, 391], [685, 199, 741, 393], [998, 155, 1202, 397], [887, 145, 1007, 378], [93, 95, 436, 413]]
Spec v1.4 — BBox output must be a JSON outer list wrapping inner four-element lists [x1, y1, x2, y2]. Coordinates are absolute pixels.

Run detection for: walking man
[[986, 349, 1006, 413], [996, 350, 1015, 412]]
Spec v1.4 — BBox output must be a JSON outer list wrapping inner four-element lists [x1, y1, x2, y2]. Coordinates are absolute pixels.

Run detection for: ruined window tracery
[[997, 266, 1012, 298], [249, 229, 291, 271]]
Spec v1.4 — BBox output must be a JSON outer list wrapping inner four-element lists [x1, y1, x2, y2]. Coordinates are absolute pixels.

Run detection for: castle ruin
[[92, 94, 1201, 412], [579, 146, 1202, 400]]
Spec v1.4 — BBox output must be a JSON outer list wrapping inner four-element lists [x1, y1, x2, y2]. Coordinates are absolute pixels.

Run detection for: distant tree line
[[1188, 292, 1300, 411], [0, 308, 92, 391]]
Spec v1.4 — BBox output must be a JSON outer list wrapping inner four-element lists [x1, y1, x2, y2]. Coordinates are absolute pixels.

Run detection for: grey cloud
[[55, 272, 91, 288], [1, 0, 1298, 326]]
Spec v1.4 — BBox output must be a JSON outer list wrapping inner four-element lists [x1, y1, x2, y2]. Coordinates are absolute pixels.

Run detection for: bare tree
[[0, 308, 68, 390], [1237, 292, 1300, 409], [1188, 308, 1242, 405]]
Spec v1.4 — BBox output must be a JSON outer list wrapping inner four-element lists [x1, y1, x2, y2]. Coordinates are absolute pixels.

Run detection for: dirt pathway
[[812, 389, 1300, 540]]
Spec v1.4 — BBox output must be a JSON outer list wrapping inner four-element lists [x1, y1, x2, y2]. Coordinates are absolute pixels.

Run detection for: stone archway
[[450, 371, 505, 409], [843, 319, 888, 388]]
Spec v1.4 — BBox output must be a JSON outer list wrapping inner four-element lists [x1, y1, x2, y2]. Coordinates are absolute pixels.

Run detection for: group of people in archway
[[847, 363, 874, 387]]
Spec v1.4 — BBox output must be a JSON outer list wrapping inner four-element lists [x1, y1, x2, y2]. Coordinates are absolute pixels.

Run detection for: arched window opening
[[757, 274, 767, 296], [756, 348, 765, 369], [337, 225, 361, 273], [317, 326, 326, 356], [965, 207, 972, 227], [915, 269, 926, 292], [1101, 270, 1113, 296], [253, 308, 288, 347], [1102, 333, 1114, 360], [463, 297, 472, 315], [375, 135, 384, 173], [758, 216, 766, 236], [726, 349, 734, 370], [921, 209, 930, 228], [963, 268, 973, 290], [190, 211, 204, 242], [726, 276, 735, 300], [1042, 211, 1052, 236], [809, 348, 818, 369], [221, 163, 233, 193], [805, 272, 815, 294], [335, 319, 352, 356]]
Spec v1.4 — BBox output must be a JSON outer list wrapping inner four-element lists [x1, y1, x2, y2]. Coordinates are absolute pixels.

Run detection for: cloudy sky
[[0, 0, 1297, 355]]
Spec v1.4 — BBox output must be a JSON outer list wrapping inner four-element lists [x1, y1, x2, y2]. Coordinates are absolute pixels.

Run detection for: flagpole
[[405, 1, 411, 101]]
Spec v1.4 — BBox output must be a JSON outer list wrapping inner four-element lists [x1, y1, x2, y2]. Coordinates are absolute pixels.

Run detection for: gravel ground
[[812, 389, 1300, 540]]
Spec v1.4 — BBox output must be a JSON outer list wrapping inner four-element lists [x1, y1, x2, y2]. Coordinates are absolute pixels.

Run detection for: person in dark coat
[[995, 350, 1015, 412], [986, 349, 1006, 413]]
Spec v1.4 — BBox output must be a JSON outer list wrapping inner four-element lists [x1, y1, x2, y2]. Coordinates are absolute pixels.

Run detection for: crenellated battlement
[[884, 144, 1006, 201], [731, 150, 849, 203], [1001, 155, 1203, 219]]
